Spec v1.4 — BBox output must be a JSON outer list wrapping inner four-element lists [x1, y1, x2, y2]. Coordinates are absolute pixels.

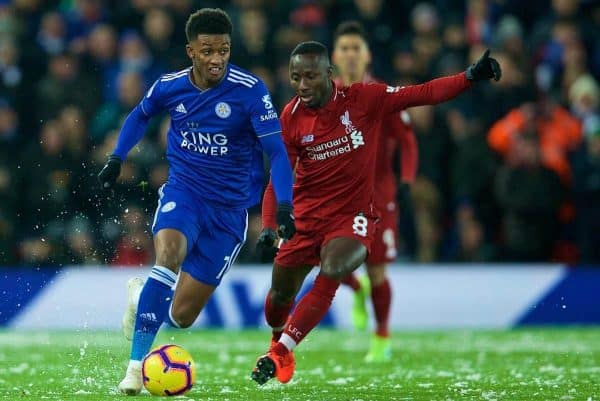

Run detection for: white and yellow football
[[142, 344, 195, 396]]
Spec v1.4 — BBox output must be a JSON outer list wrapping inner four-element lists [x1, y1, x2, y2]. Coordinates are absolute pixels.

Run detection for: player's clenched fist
[[97, 155, 122, 190], [466, 49, 501, 82], [276, 202, 295, 240], [256, 228, 279, 263]]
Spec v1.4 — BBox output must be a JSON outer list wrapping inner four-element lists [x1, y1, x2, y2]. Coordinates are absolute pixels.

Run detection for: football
[[142, 344, 196, 396]]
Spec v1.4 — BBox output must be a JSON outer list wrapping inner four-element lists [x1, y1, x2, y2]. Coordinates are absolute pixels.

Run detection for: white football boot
[[118, 361, 143, 395], [122, 277, 144, 341]]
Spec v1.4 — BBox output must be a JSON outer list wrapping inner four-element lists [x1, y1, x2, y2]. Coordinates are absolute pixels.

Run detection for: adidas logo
[[140, 312, 158, 322], [175, 103, 187, 114]]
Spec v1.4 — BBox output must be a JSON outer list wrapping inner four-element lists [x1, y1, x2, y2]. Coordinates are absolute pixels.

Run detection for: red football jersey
[[262, 72, 471, 229], [334, 75, 418, 211]]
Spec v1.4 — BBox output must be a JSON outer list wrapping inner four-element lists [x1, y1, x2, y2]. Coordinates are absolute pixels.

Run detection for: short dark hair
[[333, 21, 368, 43], [291, 41, 330, 61], [185, 8, 232, 42]]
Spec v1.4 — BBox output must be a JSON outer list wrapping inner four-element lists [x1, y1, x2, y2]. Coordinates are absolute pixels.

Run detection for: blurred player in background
[[252, 41, 500, 385], [332, 21, 418, 362], [97, 8, 295, 395]]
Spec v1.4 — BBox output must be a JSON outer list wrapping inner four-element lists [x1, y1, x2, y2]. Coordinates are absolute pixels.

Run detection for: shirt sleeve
[[139, 78, 164, 117], [248, 80, 282, 139], [261, 104, 299, 230], [112, 78, 164, 160], [364, 72, 472, 118], [251, 81, 293, 205]]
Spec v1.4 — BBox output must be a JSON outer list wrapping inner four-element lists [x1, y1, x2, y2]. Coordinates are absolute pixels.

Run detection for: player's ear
[[366, 48, 372, 65], [185, 44, 194, 60], [327, 65, 334, 79]]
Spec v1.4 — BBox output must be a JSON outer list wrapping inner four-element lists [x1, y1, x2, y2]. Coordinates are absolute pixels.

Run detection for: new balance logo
[[140, 313, 158, 322], [301, 134, 314, 144], [351, 131, 364, 149], [175, 103, 187, 114]]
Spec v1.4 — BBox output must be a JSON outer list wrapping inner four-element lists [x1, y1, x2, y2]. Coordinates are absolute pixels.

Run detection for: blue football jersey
[[140, 64, 281, 209]]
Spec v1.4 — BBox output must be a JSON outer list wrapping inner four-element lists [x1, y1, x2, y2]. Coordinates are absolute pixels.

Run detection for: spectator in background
[[21, 120, 73, 237], [64, 215, 99, 265], [488, 95, 582, 184], [446, 202, 495, 262], [409, 2, 442, 80], [111, 205, 152, 267], [63, 0, 106, 54], [85, 24, 119, 102], [36, 52, 100, 121], [0, 99, 19, 263], [0, 39, 26, 115], [36, 11, 66, 56], [495, 132, 564, 261], [411, 176, 443, 263], [234, 8, 273, 68], [446, 106, 498, 227], [143, 8, 187, 71], [91, 71, 145, 143], [572, 116, 600, 264], [115, 30, 163, 93]]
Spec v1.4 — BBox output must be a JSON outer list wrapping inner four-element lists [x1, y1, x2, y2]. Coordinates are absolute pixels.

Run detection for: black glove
[[466, 49, 501, 82], [276, 202, 295, 240], [256, 228, 279, 263], [97, 155, 122, 190]]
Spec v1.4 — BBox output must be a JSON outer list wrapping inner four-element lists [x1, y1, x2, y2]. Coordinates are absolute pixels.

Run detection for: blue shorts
[[151, 183, 248, 286]]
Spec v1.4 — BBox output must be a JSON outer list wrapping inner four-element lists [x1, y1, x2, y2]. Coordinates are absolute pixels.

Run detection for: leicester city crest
[[215, 102, 231, 119]]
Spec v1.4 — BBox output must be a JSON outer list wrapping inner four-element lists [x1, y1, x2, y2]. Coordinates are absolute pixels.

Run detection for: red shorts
[[367, 200, 399, 265], [275, 213, 378, 268]]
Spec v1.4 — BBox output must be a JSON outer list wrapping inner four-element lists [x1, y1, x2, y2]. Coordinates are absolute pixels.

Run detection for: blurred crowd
[[0, 0, 599, 267]]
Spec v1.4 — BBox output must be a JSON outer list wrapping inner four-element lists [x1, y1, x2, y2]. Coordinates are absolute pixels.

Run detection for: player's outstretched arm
[[97, 104, 151, 190], [378, 50, 501, 113]]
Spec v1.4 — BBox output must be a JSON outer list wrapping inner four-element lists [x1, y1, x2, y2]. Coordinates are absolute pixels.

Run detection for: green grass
[[1, 328, 599, 400]]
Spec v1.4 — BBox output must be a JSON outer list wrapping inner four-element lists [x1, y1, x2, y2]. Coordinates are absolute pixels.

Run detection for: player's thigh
[[320, 236, 367, 279], [170, 271, 216, 328], [180, 209, 247, 288], [151, 184, 200, 270], [270, 263, 313, 303]]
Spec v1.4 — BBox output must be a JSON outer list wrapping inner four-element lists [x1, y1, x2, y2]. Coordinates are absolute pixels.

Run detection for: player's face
[[289, 54, 333, 108], [333, 34, 371, 80], [186, 34, 231, 87]]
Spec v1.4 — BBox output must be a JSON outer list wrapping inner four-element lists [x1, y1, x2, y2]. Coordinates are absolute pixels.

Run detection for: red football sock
[[340, 273, 361, 292], [264, 291, 294, 342], [280, 274, 340, 350], [371, 278, 392, 338]]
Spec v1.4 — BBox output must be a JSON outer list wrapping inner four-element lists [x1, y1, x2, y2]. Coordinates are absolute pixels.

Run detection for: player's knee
[[321, 257, 355, 280], [269, 287, 295, 305], [155, 241, 185, 270], [170, 306, 197, 329]]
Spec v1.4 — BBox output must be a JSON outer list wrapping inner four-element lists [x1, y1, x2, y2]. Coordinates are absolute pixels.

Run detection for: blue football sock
[[130, 265, 177, 361]]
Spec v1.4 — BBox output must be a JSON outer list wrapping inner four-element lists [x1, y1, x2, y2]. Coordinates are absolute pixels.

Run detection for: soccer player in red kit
[[332, 21, 418, 362], [251, 41, 500, 385]]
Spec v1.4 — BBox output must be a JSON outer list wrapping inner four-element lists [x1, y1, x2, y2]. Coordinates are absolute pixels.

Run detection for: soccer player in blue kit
[[96, 8, 295, 395]]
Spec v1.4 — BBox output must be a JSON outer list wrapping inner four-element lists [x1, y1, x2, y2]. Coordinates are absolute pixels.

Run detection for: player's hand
[[276, 202, 296, 240], [97, 155, 122, 190], [466, 49, 501, 82], [256, 228, 279, 263]]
